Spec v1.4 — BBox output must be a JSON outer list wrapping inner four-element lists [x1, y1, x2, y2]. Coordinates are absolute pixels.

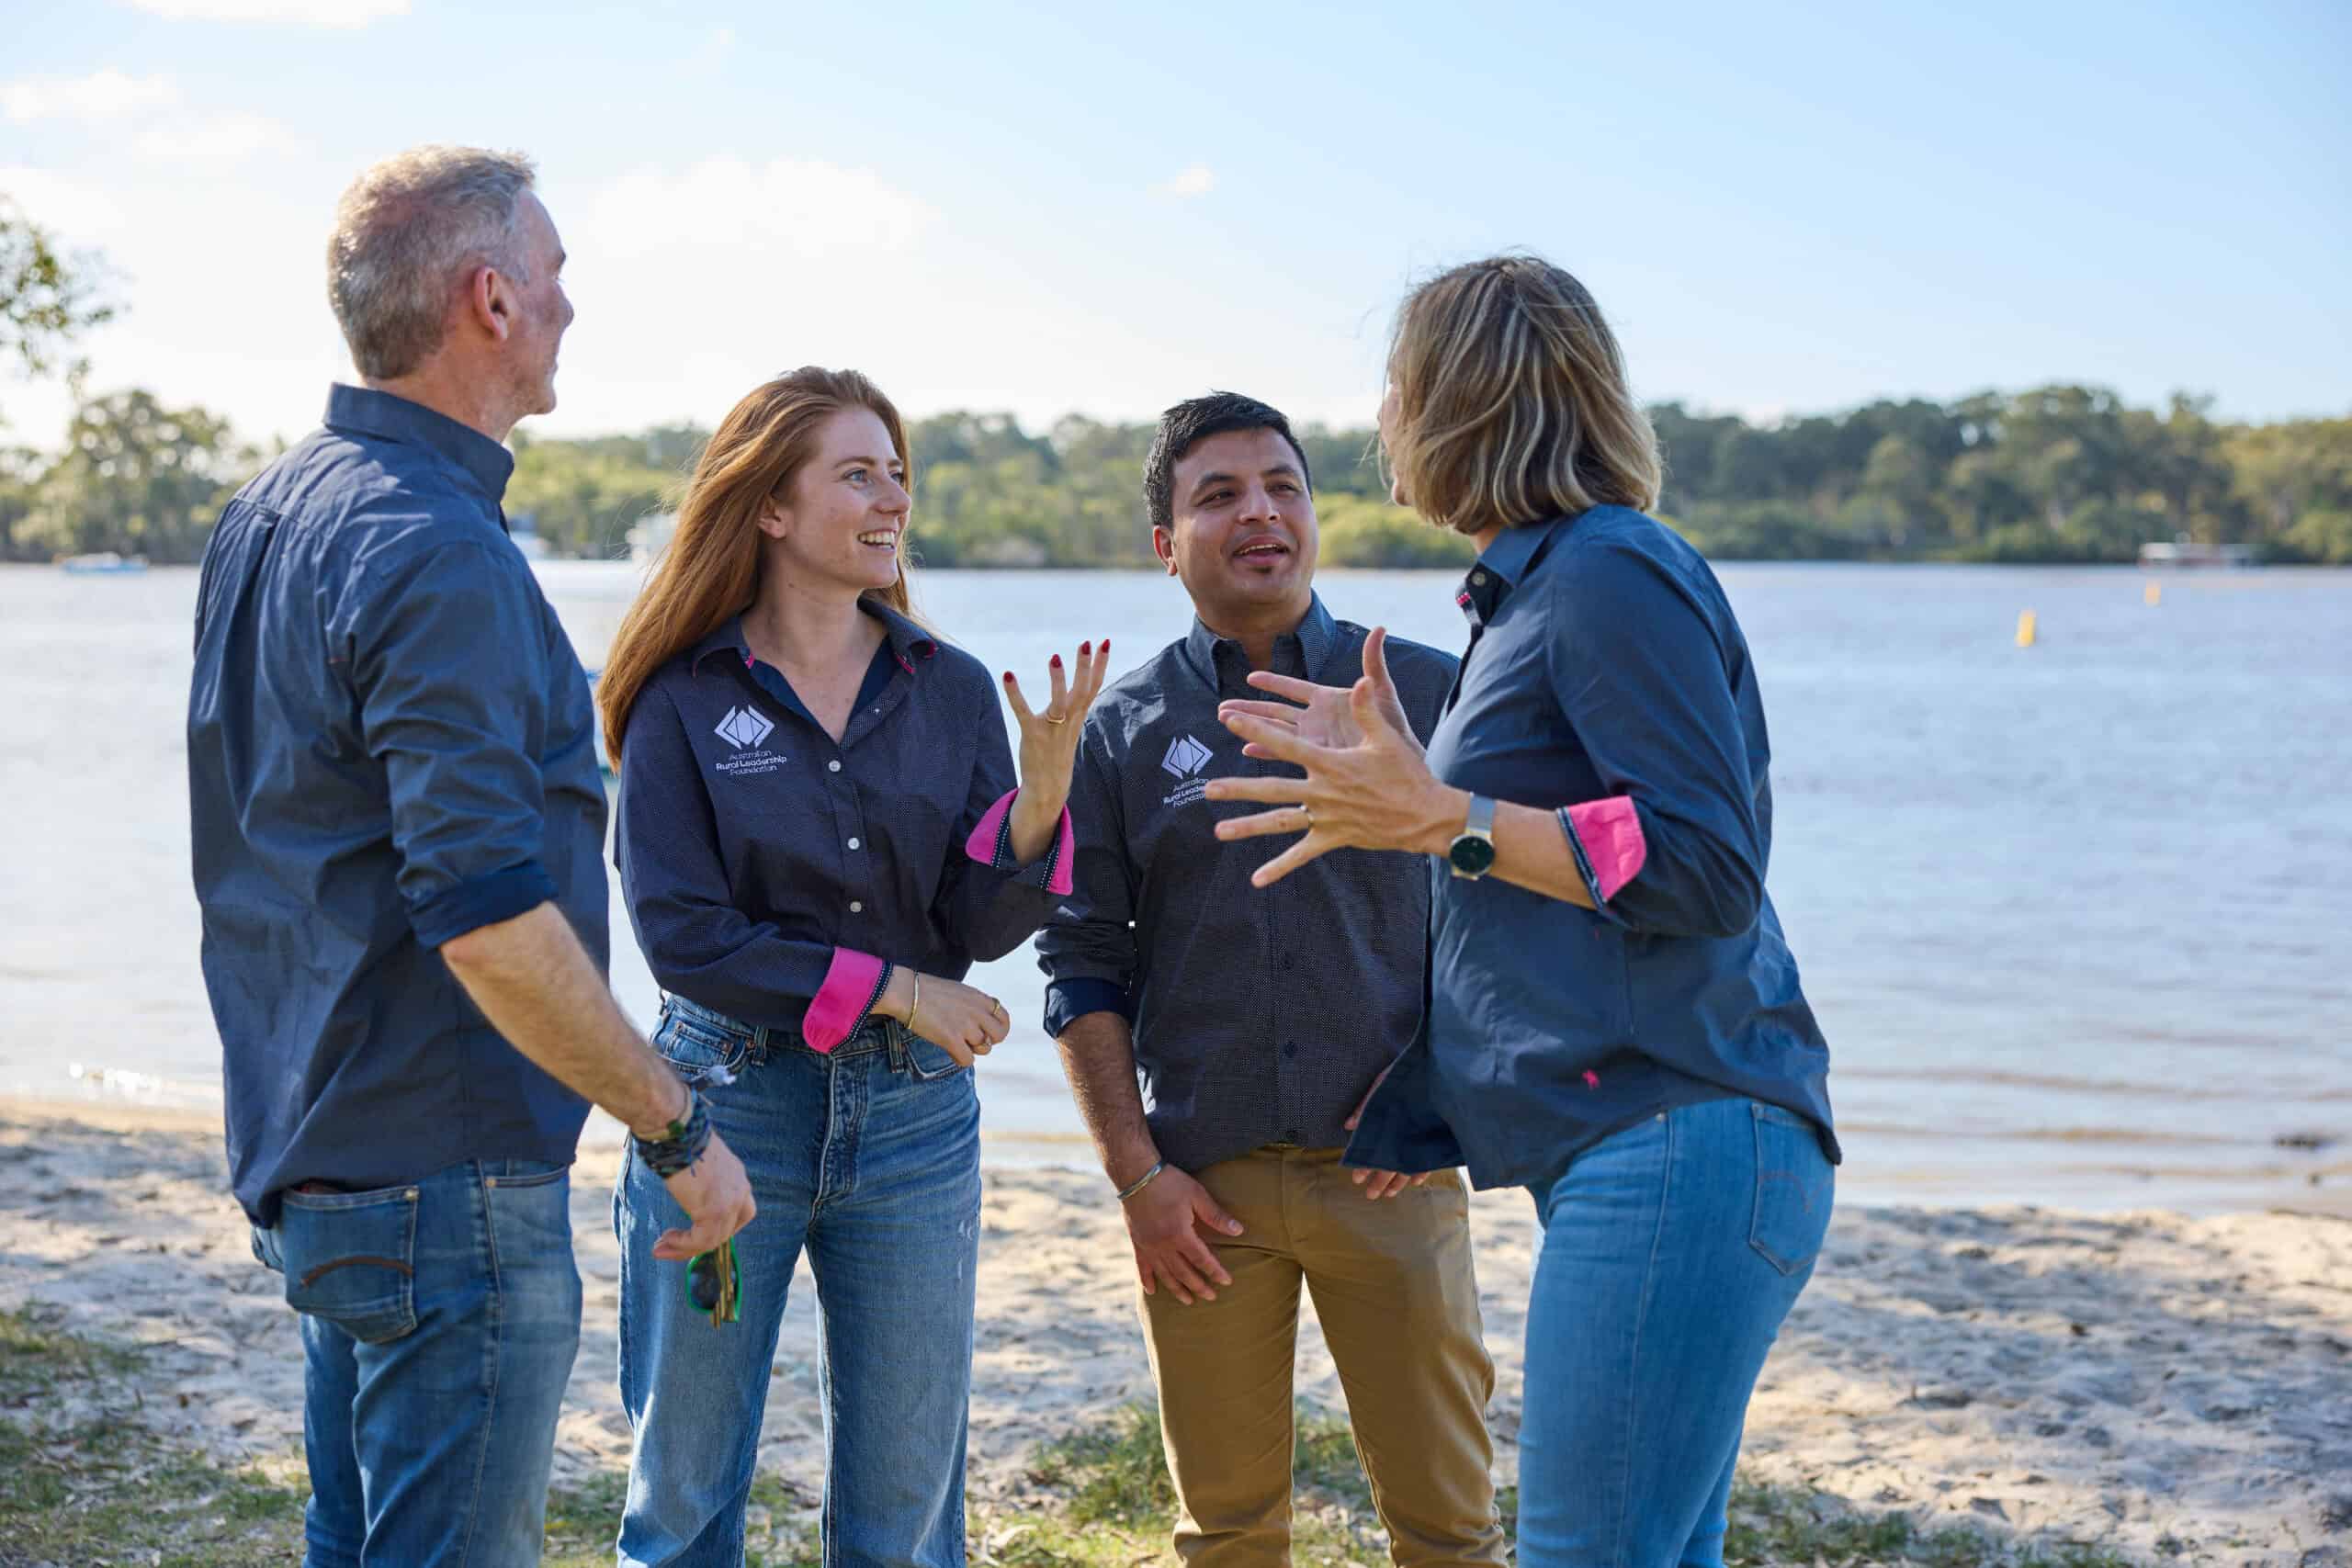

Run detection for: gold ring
[[1300, 806, 1315, 827], [1042, 713, 1069, 726]]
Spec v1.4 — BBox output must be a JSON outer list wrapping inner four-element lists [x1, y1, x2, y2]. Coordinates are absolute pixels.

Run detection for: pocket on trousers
[[902, 1029, 972, 1081], [1747, 1101, 1832, 1277], [277, 1183, 422, 1343], [653, 1007, 752, 1087]]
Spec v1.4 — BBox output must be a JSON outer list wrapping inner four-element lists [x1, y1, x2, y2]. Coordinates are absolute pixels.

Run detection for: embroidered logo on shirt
[[715, 706, 775, 750], [1159, 733, 1216, 807], [1161, 735, 1213, 779], [711, 705, 786, 775]]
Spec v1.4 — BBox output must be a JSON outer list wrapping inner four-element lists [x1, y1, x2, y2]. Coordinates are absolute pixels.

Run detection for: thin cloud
[[119, 0, 408, 26], [1, 70, 178, 124], [1157, 164, 1216, 198], [134, 110, 282, 163]]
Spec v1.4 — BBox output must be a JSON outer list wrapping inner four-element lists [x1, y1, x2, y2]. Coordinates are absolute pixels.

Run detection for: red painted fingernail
[[1002, 671, 1014, 682], [1080, 641, 1091, 656], [1051, 654, 1062, 668]]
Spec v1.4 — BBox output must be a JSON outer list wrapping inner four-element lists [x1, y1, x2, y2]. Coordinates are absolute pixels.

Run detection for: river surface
[[4, 560, 2345, 1213]]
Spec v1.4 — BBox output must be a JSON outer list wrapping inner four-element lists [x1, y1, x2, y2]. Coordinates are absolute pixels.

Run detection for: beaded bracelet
[[636, 1086, 713, 1179]]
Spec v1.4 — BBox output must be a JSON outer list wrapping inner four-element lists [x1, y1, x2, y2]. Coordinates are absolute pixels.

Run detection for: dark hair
[[1143, 390, 1313, 531]]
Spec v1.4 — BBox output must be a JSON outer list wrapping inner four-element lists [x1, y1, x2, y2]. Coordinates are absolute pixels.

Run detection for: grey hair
[[326, 145, 537, 381]]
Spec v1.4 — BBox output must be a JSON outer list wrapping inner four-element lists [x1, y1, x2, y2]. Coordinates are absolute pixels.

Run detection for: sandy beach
[[3, 1093, 2346, 1564]]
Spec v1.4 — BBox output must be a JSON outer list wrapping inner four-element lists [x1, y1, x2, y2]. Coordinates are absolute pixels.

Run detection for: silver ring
[[1299, 806, 1315, 827]]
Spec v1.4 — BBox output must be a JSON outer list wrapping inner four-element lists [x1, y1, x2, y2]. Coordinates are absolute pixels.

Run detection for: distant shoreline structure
[[2140, 539, 2257, 569]]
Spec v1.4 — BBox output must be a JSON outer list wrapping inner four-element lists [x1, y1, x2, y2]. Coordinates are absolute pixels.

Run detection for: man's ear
[[1151, 525, 1178, 577], [468, 264, 510, 342]]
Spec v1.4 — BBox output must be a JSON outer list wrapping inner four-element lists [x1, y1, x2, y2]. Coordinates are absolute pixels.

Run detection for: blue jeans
[[250, 1156, 583, 1568], [1515, 1097, 1834, 1568], [613, 996, 982, 1568]]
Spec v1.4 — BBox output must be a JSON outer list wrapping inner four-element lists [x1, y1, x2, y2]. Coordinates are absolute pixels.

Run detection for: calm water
[[4, 561, 2346, 1213]]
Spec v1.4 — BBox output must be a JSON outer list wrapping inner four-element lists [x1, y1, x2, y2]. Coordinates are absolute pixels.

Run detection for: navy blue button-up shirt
[[1035, 595, 1458, 1172], [1347, 506, 1838, 1190], [188, 386, 607, 1225], [614, 605, 1066, 1048]]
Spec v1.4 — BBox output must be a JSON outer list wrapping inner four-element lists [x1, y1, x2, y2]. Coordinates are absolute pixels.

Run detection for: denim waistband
[[661, 991, 899, 1060]]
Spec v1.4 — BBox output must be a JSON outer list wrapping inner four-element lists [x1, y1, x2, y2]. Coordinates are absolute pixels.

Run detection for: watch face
[[1449, 833, 1497, 876]]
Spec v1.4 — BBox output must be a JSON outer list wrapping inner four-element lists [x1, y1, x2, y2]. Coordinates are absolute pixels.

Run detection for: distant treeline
[[3, 384, 2346, 568]]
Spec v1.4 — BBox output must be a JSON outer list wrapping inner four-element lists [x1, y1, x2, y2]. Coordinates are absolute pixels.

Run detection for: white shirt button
[[847, 837, 861, 850], [848, 900, 863, 913], [1472, 571, 1487, 586], [828, 760, 842, 773]]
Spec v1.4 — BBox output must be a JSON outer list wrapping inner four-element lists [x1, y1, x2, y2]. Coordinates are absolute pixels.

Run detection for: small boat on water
[[59, 551, 151, 575], [2138, 539, 2256, 569]]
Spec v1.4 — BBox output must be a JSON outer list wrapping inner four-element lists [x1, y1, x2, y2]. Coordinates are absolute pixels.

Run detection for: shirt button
[[1471, 571, 1487, 586], [849, 900, 863, 913], [847, 836, 861, 850], [828, 760, 842, 773]]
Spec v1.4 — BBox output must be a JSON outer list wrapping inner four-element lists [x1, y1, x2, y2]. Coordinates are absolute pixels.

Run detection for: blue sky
[[2, 0, 2345, 448]]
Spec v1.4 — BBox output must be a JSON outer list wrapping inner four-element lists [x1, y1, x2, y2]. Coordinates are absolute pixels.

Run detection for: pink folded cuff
[[804, 946, 886, 1053], [1567, 796, 1647, 902], [963, 789, 1077, 897]]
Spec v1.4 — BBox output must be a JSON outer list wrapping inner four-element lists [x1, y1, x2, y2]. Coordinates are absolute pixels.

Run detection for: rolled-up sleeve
[[1548, 542, 1765, 939], [616, 682, 869, 1033], [1035, 723, 1138, 1036], [346, 541, 558, 948]]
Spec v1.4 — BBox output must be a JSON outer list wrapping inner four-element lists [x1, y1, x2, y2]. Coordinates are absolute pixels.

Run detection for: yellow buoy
[[2144, 580, 2162, 606], [2016, 610, 2037, 648]]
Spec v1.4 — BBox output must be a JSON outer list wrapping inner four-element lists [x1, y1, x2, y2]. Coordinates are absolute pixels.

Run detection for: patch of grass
[[0, 1311, 2150, 1568], [0, 1304, 307, 1567], [1724, 1477, 2144, 1568]]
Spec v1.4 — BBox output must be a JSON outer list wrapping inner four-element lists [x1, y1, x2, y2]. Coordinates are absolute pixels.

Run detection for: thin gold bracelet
[[907, 971, 922, 1038]]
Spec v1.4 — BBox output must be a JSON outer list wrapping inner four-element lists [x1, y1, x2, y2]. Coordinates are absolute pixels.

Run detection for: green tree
[[1, 197, 117, 398], [18, 389, 246, 562]]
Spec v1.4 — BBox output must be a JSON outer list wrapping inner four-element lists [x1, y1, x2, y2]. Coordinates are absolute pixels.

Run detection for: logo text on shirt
[[713, 705, 786, 775], [1160, 733, 1216, 807]]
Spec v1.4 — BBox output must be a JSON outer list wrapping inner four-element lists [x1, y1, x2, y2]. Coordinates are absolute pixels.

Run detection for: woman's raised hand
[[999, 640, 1112, 862], [1206, 628, 1461, 887], [1216, 626, 1420, 757]]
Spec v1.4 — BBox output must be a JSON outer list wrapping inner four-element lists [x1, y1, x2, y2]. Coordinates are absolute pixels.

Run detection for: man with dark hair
[[1039, 392, 1506, 1565]]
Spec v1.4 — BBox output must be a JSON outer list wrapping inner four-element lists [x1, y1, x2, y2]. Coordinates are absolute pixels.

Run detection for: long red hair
[[598, 367, 916, 761]]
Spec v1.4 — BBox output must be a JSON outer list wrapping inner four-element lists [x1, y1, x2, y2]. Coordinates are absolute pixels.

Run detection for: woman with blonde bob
[[1206, 256, 1838, 1566], [596, 367, 1105, 1566]]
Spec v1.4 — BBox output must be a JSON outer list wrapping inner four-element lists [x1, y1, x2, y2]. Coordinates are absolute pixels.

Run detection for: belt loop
[[884, 1019, 907, 1072]]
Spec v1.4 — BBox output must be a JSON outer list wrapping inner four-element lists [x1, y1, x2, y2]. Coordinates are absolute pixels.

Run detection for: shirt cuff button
[[849, 900, 863, 913]]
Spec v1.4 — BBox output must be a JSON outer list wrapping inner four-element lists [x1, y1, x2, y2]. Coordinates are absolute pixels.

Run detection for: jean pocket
[[1747, 1101, 1833, 1278], [653, 1008, 751, 1087], [901, 1030, 972, 1081], [277, 1183, 422, 1343]]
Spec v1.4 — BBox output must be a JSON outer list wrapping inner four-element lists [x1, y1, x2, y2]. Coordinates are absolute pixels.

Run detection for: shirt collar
[[1182, 592, 1340, 687], [322, 385, 514, 503], [1456, 515, 1571, 626], [688, 599, 941, 676]]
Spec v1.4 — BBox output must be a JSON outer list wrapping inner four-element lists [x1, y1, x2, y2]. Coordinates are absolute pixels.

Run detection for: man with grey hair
[[187, 145, 754, 1567]]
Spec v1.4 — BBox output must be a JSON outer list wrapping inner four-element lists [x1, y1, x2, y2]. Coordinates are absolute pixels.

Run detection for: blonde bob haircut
[[1386, 253, 1662, 536]]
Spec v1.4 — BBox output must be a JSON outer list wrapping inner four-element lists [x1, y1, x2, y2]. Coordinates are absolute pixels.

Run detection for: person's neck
[[741, 575, 879, 675], [1198, 592, 1313, 671], [364, 361, 518, 445]]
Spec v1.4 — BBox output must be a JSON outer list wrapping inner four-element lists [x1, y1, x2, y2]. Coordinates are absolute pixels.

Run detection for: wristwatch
[[1447, 794, 1498, 880]]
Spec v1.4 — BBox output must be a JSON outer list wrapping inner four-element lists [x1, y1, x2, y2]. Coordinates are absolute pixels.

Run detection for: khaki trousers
[[1139, 1145, 1506, 1567]]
